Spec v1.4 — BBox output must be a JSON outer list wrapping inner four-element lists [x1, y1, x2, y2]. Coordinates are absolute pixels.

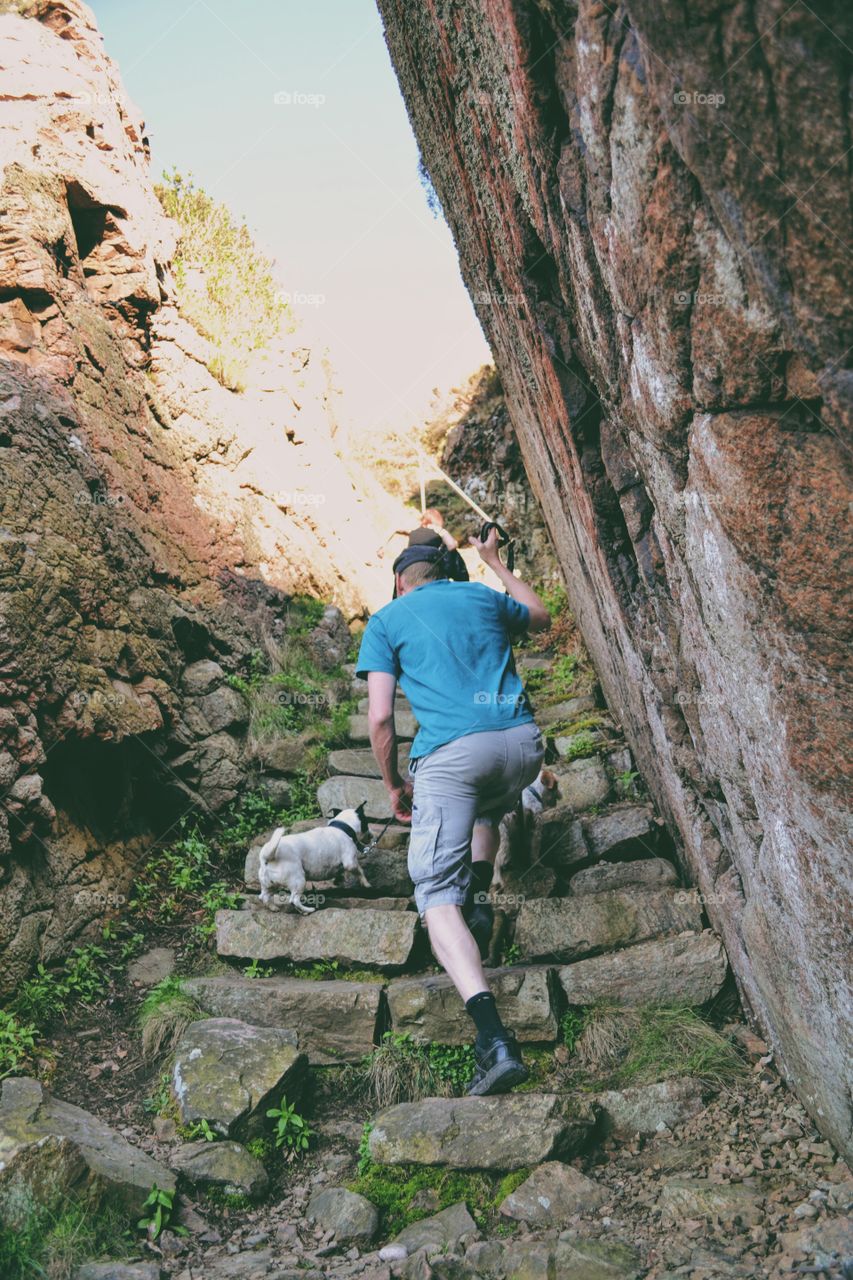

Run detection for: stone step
[[567, 857, 678, 896], [514, 887, 703, 964], [327, 745, 411, 778], [385, 965, 557, 1046], [368, 1093, 595, 1170], [550, 757, 611, 810], [215, 906, 418, 970], [557, 929, 728, 1006], [348, 709, 417, 742], [182, 975, 383, 1064], [532, 801, 657, 869], [316, 775, 391, 820], [535, 695, 599, 727]]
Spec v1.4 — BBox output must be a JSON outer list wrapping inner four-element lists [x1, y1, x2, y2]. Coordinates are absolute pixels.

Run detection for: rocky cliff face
[[377, 0, 852, 1156], [0, 0, 388, 990]]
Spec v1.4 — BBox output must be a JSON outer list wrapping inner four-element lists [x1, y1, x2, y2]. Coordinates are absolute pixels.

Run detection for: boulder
[[568, 858, 678, 896], [171, 1018, 307, 1138], [181, 659, 225, 695], [196, 684, 249, 732], [306, 1185, 379, 1244], [215, 907, 418, 969], [558, 930, 728, 1007], [317, 775, 391, 820], [514, 888, 702, 963], [392, 1201, 479, 1257], [592, 1077, 707, 1138], [182, 975, 383, 1063], [531, 804, 588, 868], [552, 758, 611, 810], [463, 1236, 642, 1279], [583, 805, 656, 857], [498, 1160, 607, 1223], [368, 1094, 595, 1170], [386, 965, 556, 1045], [349, 708, 417, 741], [172, 1139, 269, 1199], [0, 1077, 175, 1225], [328, 745, 411, 778], [658, 1178, 765, 1225], [256, 730, 324, 776]]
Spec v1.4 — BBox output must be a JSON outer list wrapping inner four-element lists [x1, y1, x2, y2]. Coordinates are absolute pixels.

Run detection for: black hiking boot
[[462, 891, 494, 959], [467, 1033, 528, 1096]]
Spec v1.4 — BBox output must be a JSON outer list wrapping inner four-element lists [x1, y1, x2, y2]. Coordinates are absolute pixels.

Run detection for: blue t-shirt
[[356, 580, 533, 759]]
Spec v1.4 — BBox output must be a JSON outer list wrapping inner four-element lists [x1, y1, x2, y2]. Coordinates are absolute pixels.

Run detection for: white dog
[[258, 804, 371, 914], [493, 768, 559, 890]]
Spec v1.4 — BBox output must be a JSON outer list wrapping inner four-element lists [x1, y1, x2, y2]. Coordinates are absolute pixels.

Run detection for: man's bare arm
[[366, 670, 413, 822], [469, 529, 552, 632]]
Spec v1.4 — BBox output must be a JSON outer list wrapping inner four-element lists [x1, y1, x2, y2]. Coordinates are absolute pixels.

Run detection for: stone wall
[[377, 0, 852, 1156], [0, 0, 381, 988]]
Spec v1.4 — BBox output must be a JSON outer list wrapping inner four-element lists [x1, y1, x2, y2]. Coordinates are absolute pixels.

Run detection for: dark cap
[[392, 544, 449, 577]]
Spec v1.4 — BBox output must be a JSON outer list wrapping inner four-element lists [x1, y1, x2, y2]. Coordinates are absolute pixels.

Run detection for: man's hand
[[388, 778, 413, 824], [469, 525, 501, 567]]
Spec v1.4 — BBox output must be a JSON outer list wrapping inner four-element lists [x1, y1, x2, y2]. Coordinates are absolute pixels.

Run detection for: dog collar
[[526, 784, 543, 804], [328, 818, 363, 848]]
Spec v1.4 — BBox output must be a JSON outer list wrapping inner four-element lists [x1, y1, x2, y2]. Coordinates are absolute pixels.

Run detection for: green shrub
[[0, 1010, 38, 1079], [14, 944, 109, 1026], [155, 170, 293, 389]]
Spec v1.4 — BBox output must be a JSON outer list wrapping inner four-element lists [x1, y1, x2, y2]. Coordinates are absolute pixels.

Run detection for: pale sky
[[90, 0, 491, 432]]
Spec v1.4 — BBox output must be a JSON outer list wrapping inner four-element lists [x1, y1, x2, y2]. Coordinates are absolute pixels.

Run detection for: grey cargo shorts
[[407, 721, 545, 916]]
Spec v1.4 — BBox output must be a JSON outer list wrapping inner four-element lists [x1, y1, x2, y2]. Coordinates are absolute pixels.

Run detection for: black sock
[[465, 990, 508, 1043], [471, 860, 494, 902]]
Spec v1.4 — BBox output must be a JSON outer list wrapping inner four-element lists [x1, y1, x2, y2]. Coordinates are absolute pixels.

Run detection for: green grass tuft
[[138, 978, 203, 1063]]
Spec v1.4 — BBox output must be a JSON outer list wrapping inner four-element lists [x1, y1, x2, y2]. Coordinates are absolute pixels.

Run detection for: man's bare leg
[[424, 903, 489, 1002], [471, 822, 499, 866]]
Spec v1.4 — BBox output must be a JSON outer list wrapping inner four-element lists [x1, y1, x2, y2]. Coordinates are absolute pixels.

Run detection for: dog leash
[[361, 812, 399, 854]]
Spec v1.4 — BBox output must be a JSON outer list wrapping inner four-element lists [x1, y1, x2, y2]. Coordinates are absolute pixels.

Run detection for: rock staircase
[[194, 650, 729, 1094]]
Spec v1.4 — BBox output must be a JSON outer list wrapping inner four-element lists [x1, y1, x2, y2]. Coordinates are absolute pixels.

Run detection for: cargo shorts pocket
[[407, 807, 442, 884]]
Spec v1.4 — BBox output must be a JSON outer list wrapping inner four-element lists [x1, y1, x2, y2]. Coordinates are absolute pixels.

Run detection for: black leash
[[361, 811, 399, 854]]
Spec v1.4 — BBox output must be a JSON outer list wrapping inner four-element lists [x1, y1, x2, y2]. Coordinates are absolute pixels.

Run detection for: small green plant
[[194, 882, 242, 941], [183, 1117, 217, 1142], [246, 1135, 273, 1162], [540, 582, 568, 620], [138, 1184, 184, 1241], [559, 728, 599, 761], [14, 943, 109, 1027], [357, 1122, 374, 1177], [502, 941, 522, 965], [244, 958, 274, 979], [266, 1095, 314, 1158], [0, 1010, 38, 1079], [142, 1071, 173, 1116], [427, 1043, 475, 1092], [616, 769, 639, 796], [139, 978, 202, 1062], [348, 1161, 496, 1235], [560, 1007, 586, 1054]]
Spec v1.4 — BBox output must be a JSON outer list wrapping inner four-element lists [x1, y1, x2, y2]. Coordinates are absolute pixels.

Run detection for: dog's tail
[[258, 828, 285, 866]]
